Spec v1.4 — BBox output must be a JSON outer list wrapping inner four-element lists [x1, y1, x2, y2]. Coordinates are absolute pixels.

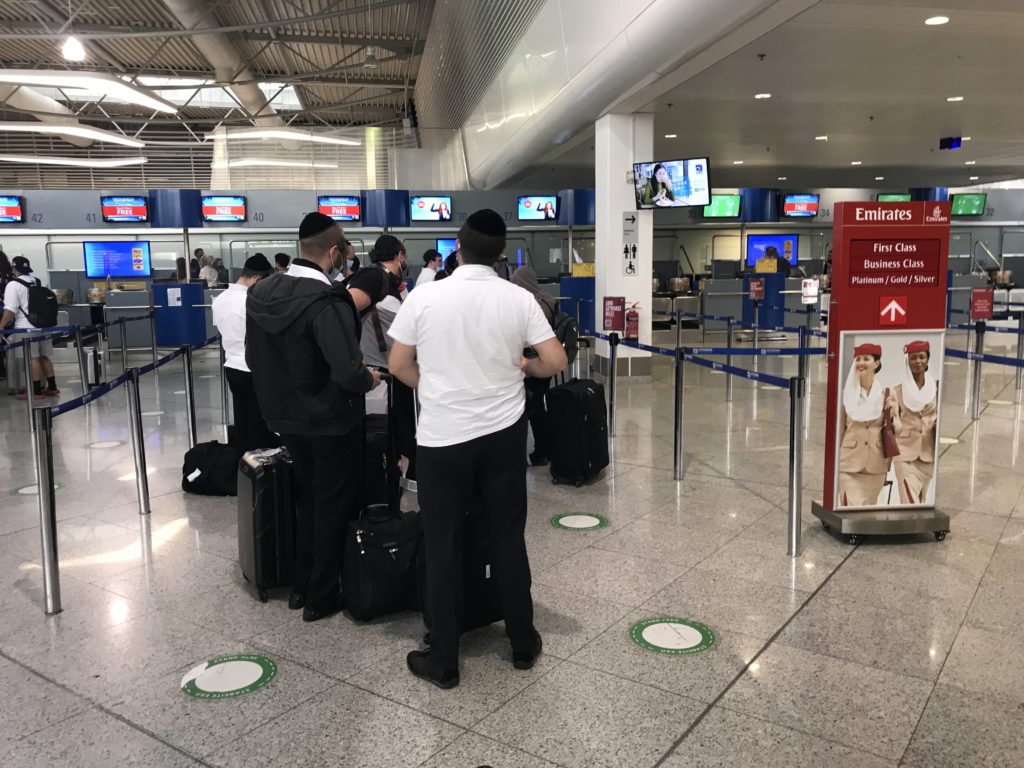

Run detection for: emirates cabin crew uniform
[[838, 343, 895, 507], [893, 340, 938, 504]]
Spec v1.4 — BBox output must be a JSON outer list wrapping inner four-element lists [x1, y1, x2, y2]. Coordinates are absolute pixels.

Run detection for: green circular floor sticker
[[629, 618, 715, 655], [550, 513, 608, 530], [180, 654, 277, 699], [10, 482, 62, 496]]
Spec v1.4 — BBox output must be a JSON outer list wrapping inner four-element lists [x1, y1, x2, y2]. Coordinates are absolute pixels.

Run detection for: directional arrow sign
[[879, 296, 908, 326]]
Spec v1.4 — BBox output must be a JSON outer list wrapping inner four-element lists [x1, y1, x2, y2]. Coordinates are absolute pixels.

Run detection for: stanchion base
[[811, 502, 950, 544]]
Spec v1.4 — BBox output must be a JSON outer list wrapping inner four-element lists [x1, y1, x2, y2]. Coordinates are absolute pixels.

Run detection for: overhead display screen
[[436, 238, 458, 256], [782, 193, 820, 217], [950, 193, 987, 216], [411, 195, 453, 221], [703, 194, 741, 218], [100, 195, 149, 223], [633, 158, 711, 209], [517, 195, 559, 221], [746, 234, 798, 267], [876, 193, 912, 202], [0, 195, 24, 223], [83, 241, 152, 278], [201, 195, 247, 222], [318, 195, 361, 221]]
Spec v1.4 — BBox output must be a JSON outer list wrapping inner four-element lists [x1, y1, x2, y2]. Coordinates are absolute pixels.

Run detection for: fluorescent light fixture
[[875, 176, 885, 180], [215, 128, 360, 146], [963, 136, 971, 141], [218, 158, 338, 169], [946, 96, 964, 102], [969, 175, 979, 180], [925, 16, 949, 25], [664, 133, 677, 139], [815, 135, 828, 141], [965, 160, 976, 165], [0, 121, 144, 147], [851, 161, 862, 166], [0, 154, 146, 168], [732, 160, 744, 165], [754, 93, 771, 99], [62, 36, 86, 62], [0, 70, 177, 113], [778, 176, 787, 181]]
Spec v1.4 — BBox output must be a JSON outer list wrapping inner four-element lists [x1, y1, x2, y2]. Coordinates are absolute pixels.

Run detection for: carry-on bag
[[237, 447, 296, 602], [545, 378, 609, 486], [182, 440, 241, 496]]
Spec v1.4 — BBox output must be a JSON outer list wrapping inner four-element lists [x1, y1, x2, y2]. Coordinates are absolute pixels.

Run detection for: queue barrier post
[[126, 368, 151, 515], [725, 317, 734, 402], [608, 332, 619, 437], [1017, 310, 1024, 393], [74, 327, 89, 396], [674, 300, 683, 352], [673, 348, 685, 481], [33, 406, 62, 615], [22, 339, 34, 431], [797, 325, 809, 382], [752, 300, 760, 350], [972, 320, 985, 420], [149, 311, 157, 364], [119, 316, 129, 373], [218, 335, 230, 433], [787, 376, 805, 557], [183, 344, 198, 449]]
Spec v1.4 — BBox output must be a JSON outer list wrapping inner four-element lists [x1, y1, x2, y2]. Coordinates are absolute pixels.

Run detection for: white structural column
[[595, 112, 654, 377]]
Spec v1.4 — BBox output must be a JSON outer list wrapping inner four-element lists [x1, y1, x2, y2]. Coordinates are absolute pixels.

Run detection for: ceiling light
[[963, 136, 971, 141], [850, 161, 862, 166], [62, 36, 86, 62], [732, 160, 744, 165], [778, 176, 787, 181], [946, 96, 964, 102], [0, 70, 176, 113], [969, 176, 979, 180], [0, 155, 146, 168], [664, 133, 677, 139], [754, 93, 771, 99], [815, 135, 828, 141], [965, 160, 976, 165], [875, 176, 885, 180], [0, 122, 144, 148], [215, 128, 360, 146], [925, 16, 949, 26], [220, 158, 338, 169], [362, 47, 379, 70]]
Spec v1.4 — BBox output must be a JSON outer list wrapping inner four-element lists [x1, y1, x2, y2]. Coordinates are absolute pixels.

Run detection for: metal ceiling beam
[[240, 32, 424, 56]]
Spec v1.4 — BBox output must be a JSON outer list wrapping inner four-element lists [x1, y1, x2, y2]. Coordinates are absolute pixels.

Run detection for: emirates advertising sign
[[823, 202, 950, 512]]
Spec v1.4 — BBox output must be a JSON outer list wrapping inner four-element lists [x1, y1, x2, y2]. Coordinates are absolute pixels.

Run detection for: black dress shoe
[[529, 452, 550, 467], [406, 650, 459, 689], [287, 592, 305, 610], [512, 630, 543, 670], [302, 593, 344, 623]]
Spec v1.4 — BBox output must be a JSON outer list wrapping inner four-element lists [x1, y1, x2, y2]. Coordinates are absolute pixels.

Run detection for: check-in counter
[[702, 279, 745, 332], [105, 290, 153, 349], [204, 288, 226, 341]]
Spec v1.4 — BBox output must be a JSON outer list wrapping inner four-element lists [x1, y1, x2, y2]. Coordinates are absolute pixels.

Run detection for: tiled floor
[[1, 328, 1022, 767]]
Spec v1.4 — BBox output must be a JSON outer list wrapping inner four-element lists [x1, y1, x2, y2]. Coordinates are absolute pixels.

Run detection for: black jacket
[[246, 264, 373, 436]]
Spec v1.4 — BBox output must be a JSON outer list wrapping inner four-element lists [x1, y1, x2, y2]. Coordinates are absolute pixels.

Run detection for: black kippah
[[299, 211, 337, 240], [464, 209, 506, 238], [243, 254, 273, 273]]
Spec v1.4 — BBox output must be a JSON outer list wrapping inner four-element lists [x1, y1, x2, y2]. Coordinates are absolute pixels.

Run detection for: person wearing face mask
[[246, 212, 381, 621], [893, 341, 939, 504]]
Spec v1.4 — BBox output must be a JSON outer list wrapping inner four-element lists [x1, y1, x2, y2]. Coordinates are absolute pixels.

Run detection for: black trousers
[[280, 427, 363, 609], [417, 415, 534, 670], [524, 376, 552, 460], [391, 378, 418, 480], [225, 367, 280, 453]]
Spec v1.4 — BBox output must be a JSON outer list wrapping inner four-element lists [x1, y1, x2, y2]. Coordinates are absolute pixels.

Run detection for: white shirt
[[388, 264, 555, 447], [199, 265, 220, 286], [3, 274, 42, 330], [211, 283, 250, 371], [415, 266, 436, 288]]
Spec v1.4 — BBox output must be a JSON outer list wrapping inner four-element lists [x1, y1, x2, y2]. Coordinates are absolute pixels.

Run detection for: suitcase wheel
[[574, 480, 583, 488], [551, 477, 559, 485], [257, 588, 269, 603], [423, 631, 431, 645]]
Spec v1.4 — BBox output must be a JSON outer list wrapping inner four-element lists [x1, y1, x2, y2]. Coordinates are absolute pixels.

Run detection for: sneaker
[[406, 650, 459, 689], [512, 630, 543, 670], [17, 392, 44, 401], [42, 387, 60, 397]]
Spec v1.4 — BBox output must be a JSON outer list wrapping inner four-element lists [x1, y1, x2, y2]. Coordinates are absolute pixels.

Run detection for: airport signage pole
[[787, 376, 805, 556], [812, 201, 952, 542]]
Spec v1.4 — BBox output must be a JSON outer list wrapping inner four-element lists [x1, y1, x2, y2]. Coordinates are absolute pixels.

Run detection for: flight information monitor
[[100, 195, 149, 223], [703, 194, 741, 218], [950, 193, 986, 216], [84, 241, 152, 278], [201, 195, 247, 222], [876, 193, 912, 202], [318, 195, 361, 221], [0, 195, 24, 223]]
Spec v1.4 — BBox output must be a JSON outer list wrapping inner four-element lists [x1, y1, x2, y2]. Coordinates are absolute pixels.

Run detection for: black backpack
[[182, 440, 242, 496], [15, 278, 59, 328], [550, 309, 579, 365]]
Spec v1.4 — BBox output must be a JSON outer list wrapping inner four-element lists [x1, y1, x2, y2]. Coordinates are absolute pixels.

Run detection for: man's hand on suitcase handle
[[368, 367, 383, 389]]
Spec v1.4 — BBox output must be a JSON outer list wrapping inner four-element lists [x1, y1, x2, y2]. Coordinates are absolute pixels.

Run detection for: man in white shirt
[[1, 256, 56, 400], [389, 209, 567, 688], [415, 249, 443, 288], [211, 254, 277, 452]]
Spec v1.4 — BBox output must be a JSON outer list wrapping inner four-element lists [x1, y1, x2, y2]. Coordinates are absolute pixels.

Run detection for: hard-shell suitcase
[[364, 413, 391, 508], [546, 378, 609, 486], [237, 447, 296, 602]]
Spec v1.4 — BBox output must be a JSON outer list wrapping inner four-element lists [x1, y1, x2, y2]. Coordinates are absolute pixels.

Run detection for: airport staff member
[[388, 209, 567, 689], [893, 340, 938, 504], [211, 254, 278, 453], [1, 256, 58, 400], [415, 249, 443, 288], [246, 212, 380, 622]]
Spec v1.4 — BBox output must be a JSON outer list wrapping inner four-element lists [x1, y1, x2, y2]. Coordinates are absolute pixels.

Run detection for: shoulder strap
[[369, 306, 388, 353]]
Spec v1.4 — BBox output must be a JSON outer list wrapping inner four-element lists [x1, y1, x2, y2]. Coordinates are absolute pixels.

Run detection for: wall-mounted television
[[0, 195, 24, 223], [84, 241, 152, 278], [782, 193, 820, 218], [746, 234, 798, 267], [318, 195, 360, 221], [633, 157, 711, 209], [100, 195, 149, 223], [201, 195, 247, 222], [517, 195, 559, 221], [950, 193, 987, 216], [876, 193, 912, 202], [436, 238, 458, 257], [411, 195, 453, 222], [703, 194, 741, 218]]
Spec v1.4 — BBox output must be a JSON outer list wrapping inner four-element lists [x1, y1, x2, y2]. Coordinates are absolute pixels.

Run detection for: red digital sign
[[100, 196, 149, 223], [0, 196, 24, 223]]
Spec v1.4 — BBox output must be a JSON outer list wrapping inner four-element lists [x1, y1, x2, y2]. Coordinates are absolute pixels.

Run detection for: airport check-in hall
[[1, 2, 1023, 767]]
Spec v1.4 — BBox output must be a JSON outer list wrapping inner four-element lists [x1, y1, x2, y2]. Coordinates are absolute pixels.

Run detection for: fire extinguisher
[[624, 303, 640, 341]]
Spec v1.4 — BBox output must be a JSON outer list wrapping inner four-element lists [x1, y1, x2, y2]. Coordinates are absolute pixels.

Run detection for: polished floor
[[1, 328, 1022, 767]]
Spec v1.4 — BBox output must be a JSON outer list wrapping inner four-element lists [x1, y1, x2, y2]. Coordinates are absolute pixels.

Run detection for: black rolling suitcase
[[546, 378, 609, 486], [364, 413, 390, 508], [237, 447, 296, 602]]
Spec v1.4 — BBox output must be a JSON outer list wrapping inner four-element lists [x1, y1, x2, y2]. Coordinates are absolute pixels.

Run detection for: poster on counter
[[834, 329, 945, 510]]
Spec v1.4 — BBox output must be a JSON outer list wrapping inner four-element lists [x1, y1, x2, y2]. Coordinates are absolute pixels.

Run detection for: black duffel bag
[[342, 504, 419, 621], [182, 440, 241, 496]]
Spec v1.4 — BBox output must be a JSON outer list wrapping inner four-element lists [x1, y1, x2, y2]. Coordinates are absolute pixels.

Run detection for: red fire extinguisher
[[624, 303, 640, 341]]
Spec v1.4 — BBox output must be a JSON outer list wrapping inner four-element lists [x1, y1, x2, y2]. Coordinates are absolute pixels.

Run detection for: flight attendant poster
[[833, 329, 945, 511]]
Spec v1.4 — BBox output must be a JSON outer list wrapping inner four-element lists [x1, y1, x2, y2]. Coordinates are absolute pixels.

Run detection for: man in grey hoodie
[[246, 212, 380, 622]]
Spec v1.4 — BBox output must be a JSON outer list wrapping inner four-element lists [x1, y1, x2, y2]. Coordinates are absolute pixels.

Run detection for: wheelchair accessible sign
[[180, 654, 277, 699]]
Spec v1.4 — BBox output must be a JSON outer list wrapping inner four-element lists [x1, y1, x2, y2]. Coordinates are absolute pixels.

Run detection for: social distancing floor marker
[[181, 654, 277, 699], [939, 437, 960, 445], [629, 618, 715, 655], [10, 483, 62, 496], [87, 440, 123, 449], [550, 513, 608, 530]]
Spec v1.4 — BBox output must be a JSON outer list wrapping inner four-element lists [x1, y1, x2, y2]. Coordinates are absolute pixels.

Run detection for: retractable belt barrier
[[946, 347, 1024, 367], [950, 322, 1024, 336], [682, 353, 792, 389], [686, 346, 825, 357]]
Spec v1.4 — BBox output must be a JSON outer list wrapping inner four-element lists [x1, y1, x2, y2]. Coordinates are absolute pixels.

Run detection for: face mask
[[346, 259, 355, 271]]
